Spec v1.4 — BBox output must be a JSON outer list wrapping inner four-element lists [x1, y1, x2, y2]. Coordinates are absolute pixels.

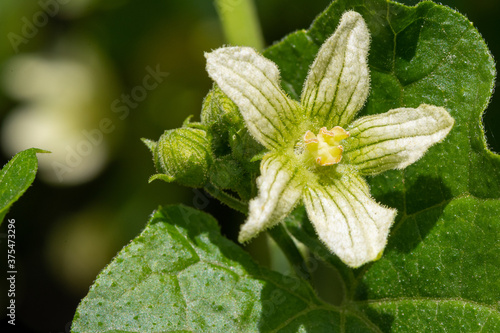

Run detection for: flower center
[[303, 126, 350, 166]]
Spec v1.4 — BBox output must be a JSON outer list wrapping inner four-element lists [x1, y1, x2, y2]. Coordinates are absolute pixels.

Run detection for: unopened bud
[[142, 127, 212, 187], [201, 85, 245, 155]]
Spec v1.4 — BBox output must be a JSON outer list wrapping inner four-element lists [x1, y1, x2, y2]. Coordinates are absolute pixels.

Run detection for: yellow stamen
[[304, 130, 318, 142], [304, 126, 349, 166], [331, 126, 350, 141]]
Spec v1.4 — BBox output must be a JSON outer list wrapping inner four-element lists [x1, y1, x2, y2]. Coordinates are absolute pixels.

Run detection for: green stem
[[268, 224, 311, 281], [204, 182, 248, 214], [214, 0, 265, 50]]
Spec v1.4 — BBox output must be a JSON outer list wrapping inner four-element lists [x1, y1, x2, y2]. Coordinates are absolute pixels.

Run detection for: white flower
[[205, 11, 454, 267]]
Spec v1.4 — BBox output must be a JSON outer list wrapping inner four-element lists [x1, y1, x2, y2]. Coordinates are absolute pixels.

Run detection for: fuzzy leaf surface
[[0, 148, 46, 224], [72, 205, 379, 332]]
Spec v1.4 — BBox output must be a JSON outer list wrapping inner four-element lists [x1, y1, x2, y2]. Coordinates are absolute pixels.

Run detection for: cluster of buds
[[143, 85, 263, 200]]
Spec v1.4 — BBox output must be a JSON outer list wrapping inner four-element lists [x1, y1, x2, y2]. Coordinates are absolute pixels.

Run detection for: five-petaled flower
[[205, 11, 454, 267]]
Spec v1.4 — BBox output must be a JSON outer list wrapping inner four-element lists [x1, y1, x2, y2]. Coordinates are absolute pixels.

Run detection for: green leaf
[[266, 0, 500, 330], [0, 148, 47, 225], [357, 197, 500, 331], [72, 205, 380, 332]]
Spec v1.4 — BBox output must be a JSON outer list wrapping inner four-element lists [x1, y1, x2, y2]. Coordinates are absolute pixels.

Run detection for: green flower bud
[[142, 127, 212, 187], [201, 85, 245, 155], [201, 85, 243, 129]]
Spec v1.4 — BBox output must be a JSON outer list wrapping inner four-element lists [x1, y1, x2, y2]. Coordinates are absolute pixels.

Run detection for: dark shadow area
[[403, 174, 453, 216], [358, 306, 395, 333], [368, 170, 406, 214], [354, 175, 451, 301], [379, 175, 452, 254], [390, 197, 447, 256]]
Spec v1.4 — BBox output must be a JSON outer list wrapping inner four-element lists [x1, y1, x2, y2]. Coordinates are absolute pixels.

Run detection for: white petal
[[303, 174, 396, 268], [345, 104, 455, 175], [239, 153, 304, 243], [301, 11, 370, 128], [205, 47, 299, 149]]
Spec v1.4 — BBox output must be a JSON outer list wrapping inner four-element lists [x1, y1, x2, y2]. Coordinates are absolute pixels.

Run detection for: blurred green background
[[0, 0, 498, 332]]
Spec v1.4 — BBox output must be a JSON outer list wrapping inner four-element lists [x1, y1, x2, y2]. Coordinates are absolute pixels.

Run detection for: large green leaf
[[267, 0, 500, 330], [72, 205, 378, 332], [0, 148, 47, 225]]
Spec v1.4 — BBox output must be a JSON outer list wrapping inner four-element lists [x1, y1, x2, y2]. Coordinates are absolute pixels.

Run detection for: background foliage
[[0, 0, 499, 332]]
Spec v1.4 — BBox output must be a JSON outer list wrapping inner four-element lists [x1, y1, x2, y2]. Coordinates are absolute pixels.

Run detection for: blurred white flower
[[2, 41, 119, 185]]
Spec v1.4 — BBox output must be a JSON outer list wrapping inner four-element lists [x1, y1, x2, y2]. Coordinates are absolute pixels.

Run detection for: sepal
[[148, 174, 175, 183]]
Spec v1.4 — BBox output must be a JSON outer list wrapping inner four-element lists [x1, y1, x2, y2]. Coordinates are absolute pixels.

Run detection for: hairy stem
[[268, 225, 311, 281], [204, 182, 248, 214]]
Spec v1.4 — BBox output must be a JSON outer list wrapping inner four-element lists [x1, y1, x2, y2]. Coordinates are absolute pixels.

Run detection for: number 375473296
[[7, 219, 16, 270]]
